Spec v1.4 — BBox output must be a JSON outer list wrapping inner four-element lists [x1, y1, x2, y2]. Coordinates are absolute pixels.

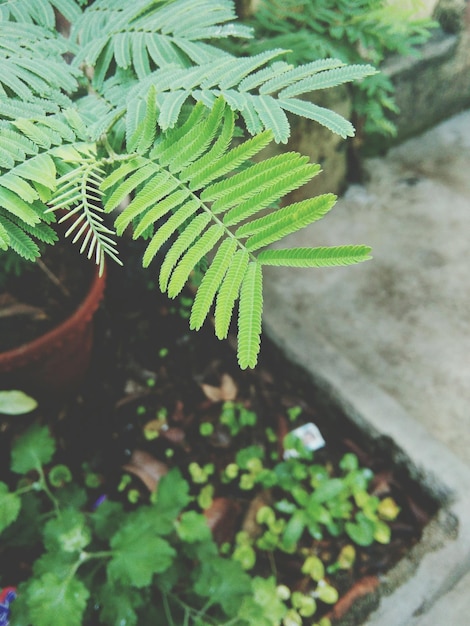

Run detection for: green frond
[[112, 172, 174, 235], [11, 154, 57, 189], [100, 157, 148, 192], [0, 219, 9, 250], [0, 0, 82, 27], [279, 98, 355, 139], [278, 64, 377, 99], [104, 162, 159, 213], [158, 213, 212, 291], [49, 162, 120, 273], [132, 191, 195, 240], [237, 261, 263, 370], [0, 173, 39, 203], [0, 185, 41, 226], [205, 152, 310, 209], [214, 249, 249, 340], [127, 86, 157, 154], [239, 98, 264, 135], [211, 49, 286, 90], [258, 58, 345, 94], [181, 107, 235, 182], [222, 163, 320, 227], [190, 130, 273, 190], [250, 94, 290, 143], [0, 213, 40, 260], [167, 224, 224, 298], [6, 210, 58, 245], [0, 128, 39, 164], [257, 245, 373, 267], [189, 238, 237, 330], [238, 60, 292, 93], [158, 90, 191, 131], [236, 193, 333, 239], [245, 194, 337, 252]]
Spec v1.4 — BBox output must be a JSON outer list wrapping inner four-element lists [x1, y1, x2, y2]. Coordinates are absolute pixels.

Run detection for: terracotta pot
[[0, 258, 106, 396]]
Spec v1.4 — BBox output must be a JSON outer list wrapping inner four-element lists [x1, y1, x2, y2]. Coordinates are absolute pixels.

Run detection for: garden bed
[[0, 241, 439, 626]]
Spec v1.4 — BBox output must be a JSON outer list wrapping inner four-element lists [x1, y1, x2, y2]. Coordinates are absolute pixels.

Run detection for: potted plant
[[0, 0, 374, 378]]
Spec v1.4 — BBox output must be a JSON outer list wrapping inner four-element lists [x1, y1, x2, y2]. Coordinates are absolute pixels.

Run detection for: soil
[[0, 239, 438, 624], [0, 244, 92, 352]]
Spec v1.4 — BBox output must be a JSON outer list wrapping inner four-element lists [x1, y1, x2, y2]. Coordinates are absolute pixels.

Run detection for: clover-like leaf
[[108, 511, 176, 587], [0, 482, 21, 533], [44, 509, 91, 553], [0, 390, 37, 415], [176, 510, 211, 543], [11, 425, 55, 474], [25, 573, 89, 626]]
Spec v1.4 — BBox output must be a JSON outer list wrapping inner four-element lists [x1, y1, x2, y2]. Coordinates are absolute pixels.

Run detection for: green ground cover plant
[[0, 390, 400, 626], [0, 0, 375, 368]]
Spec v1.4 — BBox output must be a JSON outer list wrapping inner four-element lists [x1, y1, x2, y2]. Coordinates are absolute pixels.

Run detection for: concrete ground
[[262, 109, 470, 625]]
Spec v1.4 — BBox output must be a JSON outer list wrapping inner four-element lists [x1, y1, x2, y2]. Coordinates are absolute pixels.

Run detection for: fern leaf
[[135, 193, 196, 251], [222, 163, 320, 227], [127, 86, 157, 154], [0, 147, 15, 169], [279, 64, 377, 99], [0, 185, 41, 226], [158, 90, 190, 131], [0, 128, 38, 163], [144, 33, 184, 67], [181, 107, 234, 182], [280, 98, 355, 139], [12, 119, 53, 149], [12, 154, 56, 189], [237, 261, 263, 370], [191, 130, 273, 190], [158, 212, 212, 291], [152, 101, 207, 154], [0, 216, 40, 260], [257, 245, 373, 267], [141, 198, 199, 267], [259, 59, 345, 95], [113, 171, 174, 234], [0, 220, 9, 250], [133, 189, 196, 240], [104, 163, 159, 213], [190, 238, 237, 330], [206, 152, 307, 209], [218, 49, 286, 90], [8, 216, 58, 245], [132, 32, 152, 79], [214, 249, 249, 340], [239, 60, 292, 93], [252, 95, 290, 144], [167, 223, 224, 298], [100, 157, 148, 192], [245, 194, 337, 252], [239, 98, 264, 135], [0, 174, 39, 203]]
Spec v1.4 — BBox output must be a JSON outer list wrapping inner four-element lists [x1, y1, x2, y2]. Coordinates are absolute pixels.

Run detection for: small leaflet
[[284, 422, 326, 459]]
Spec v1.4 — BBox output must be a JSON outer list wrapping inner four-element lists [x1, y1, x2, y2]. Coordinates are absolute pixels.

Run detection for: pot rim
[[0, 258, 106, 369]]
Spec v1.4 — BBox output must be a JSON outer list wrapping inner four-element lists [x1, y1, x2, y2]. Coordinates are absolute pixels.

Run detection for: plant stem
[[35, 257, 71, 298]]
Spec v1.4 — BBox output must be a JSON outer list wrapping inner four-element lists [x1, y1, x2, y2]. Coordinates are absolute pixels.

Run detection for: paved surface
[[264, 109, 470, 465], [262, 109, 470, 625]]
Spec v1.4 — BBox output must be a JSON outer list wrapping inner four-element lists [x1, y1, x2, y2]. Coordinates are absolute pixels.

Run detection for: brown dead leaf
[[122, 449, 168, 493], [204, 497, 241, 544], [241, 490, 273, 539], [0, 293, 47, 320], [326, 576, 380, 622], [201, 373, 238, 403]]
